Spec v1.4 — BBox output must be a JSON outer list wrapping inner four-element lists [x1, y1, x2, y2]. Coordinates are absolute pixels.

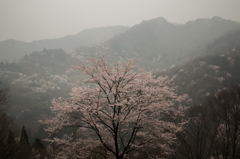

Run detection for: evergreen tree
[[20, 126, 29, 145], [17, 126, 31, 159], [33, 138, 45, 149], [31, 138, 48, 159], [5, 129, 17, 159], [7, 129, 15, 144]]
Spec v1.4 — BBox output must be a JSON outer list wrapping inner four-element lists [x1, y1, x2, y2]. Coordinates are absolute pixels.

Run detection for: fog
[[2, 0, 240, 158], [1, 0, 240, 42]]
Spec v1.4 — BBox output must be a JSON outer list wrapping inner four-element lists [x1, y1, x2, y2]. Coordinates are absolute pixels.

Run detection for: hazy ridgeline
[[0, 26, 129, 61], [1, 16, 240, 158]]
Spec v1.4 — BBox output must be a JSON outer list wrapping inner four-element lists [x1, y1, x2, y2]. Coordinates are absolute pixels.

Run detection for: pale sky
[[0, 0, 240, 42]]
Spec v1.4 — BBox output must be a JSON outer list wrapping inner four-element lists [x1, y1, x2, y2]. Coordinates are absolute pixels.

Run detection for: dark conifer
[[7, 129, 15, 144], [33, 138, 45, 149], [20, 126, 29, 145]]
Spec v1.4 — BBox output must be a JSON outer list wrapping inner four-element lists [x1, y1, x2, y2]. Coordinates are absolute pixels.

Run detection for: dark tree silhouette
[[7, 129, 16, 144], [175, 86, 240, 159], [17, 125, 32, 159], [174, 105, 219, 159], [0, 82, 19, 158], [20, 125, 29, 145], [208, 86, 240, 159], [33, 138, 45, 149], [31, 138, 49, 159]]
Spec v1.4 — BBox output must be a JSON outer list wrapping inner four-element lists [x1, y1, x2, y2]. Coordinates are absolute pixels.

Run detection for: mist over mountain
[[156, 48, 240, 105], [0, 26, 129, 61], [1, 16, 240, 157], [74, 16, 240, 70], [205, 28, 240, 55]]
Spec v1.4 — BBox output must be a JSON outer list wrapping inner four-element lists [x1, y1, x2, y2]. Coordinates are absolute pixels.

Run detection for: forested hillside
[[1, 16, 240, 158], [156, 30, 240, 104], [75, 16, 240, 70], [205, 28, 240, 55], [0, 49, 85, 136], [1, 17, 240, 136]]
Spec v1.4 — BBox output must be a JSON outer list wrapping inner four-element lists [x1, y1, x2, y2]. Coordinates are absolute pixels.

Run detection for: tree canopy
[[41, 55, 188, 159]]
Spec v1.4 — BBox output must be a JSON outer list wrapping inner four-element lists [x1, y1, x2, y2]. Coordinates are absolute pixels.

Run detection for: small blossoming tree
[[41, 55, 187, 159]]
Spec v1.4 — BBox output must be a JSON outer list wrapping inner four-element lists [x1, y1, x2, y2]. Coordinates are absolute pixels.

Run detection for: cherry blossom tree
[[41, 55, 187, 159]]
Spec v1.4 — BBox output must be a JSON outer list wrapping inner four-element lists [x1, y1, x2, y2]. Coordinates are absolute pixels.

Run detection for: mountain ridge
[[0, 26, 129, 61], [1, 17, 240, 138], [73, 16, 240, 70]]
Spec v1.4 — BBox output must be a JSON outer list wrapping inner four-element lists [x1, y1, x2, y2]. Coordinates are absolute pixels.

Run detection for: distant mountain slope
[[0, 26, 129, 61], [156, 47, 240, 105], [205, 29, 240, 55], [0, 49, 84, 132], [1, 16, 240, 137], [75, 16, 240, 70]]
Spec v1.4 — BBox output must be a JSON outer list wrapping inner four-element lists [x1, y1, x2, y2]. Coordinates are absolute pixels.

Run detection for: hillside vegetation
[[0, 17, 240, 147], [75, 16, 240, 70], [156, 30, 240, 104]]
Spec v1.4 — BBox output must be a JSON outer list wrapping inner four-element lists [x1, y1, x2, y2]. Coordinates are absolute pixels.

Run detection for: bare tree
[[173, 104, 219, 159], [208, 86, 240, 159]]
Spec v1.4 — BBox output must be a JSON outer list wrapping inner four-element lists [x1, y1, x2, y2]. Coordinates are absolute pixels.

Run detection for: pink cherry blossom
[[41, 55, 188, 158]]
